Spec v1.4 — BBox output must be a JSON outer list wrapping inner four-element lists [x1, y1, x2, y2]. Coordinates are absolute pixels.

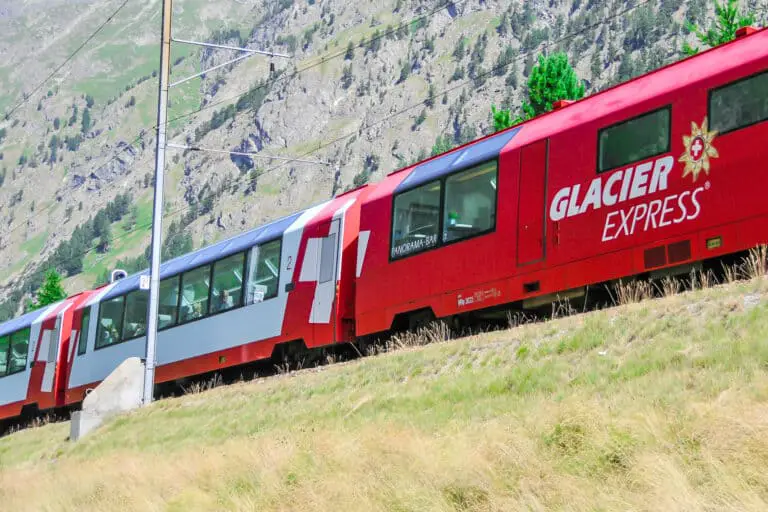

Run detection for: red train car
[[62, 187, 370, 406], [355, 27, 768, 336], [0, 290, 96, 422]]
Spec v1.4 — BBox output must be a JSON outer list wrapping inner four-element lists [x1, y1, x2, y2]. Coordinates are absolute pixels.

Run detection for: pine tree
[[491, 52, 585, 132], [33, 269, 67, 309], [81, 108, 91, 134], [682, 0, 755, 55]]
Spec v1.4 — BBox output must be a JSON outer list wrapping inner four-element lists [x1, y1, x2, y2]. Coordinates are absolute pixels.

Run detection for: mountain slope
[[0, 0, 766, 317]]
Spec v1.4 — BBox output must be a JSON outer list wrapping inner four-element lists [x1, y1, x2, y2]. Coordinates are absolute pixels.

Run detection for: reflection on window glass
[[598, 107, 670, 173], [8, 329, 29, 374], [710, 70, 768, 134], [96, 296, 125, 349], [123, 290, 148, 340], [0, 336, 8, 376], [78, 308, 90, 355], [391, 180, 441, 259], [158, 276, 180, 329], [443, 161, 497, 243], [212, 252, 245, 313], [247, 239, 281, 304], [180, 265, 210, 322]]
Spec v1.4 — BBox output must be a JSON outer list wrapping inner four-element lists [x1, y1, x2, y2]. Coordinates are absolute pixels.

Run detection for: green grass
[[77, 196, 153, 285], [19, 231, 48, 257], [1, 277, 768, 510]]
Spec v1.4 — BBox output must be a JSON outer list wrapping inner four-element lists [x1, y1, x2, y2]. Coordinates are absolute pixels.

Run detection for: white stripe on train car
[[309, 198, 355, 324], [0, 304, 57, 408], [40, 304, 71, 393], [67, 201, 329, 391], [356, 230, 371, 278]]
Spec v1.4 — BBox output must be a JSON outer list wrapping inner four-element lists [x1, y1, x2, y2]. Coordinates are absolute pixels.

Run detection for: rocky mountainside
[[0, 0, 766, 318]]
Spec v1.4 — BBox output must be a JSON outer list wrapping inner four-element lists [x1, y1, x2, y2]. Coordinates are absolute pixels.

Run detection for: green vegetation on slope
[[1, 276, 767, 511]]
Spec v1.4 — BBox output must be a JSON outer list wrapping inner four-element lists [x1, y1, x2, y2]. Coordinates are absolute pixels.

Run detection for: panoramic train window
[[180, 265, 211, 323], [247, 239, 281, 303], [598, 106, 670, 173], [78, 307, 90, 355], [158, 276, 180, 329], [8, 328, 29, 374], [123, 290, 148, 340], [443, 161, 498, 244], [212, 252, 245, 313], [96, 296, 125, 349], [391, 180, 441, 259], [0, 336, 8, 376], [709, 70, 768, 134]]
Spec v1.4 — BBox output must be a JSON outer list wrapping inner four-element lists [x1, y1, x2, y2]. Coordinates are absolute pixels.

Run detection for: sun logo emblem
[[679, 117, 719, 182]]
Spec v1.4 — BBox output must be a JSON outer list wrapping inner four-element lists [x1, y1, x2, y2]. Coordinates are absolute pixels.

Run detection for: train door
[[311, 218, 341, 342], [517, 139, 549, 265], [40, 310, 64, 395]]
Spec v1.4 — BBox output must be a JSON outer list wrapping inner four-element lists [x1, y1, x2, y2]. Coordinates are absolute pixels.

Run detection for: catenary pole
[[143, 0, 173, 406]]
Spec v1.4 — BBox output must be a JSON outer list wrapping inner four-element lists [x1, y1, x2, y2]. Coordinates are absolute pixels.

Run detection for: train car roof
[[0, 304, 55, 338], [394, 126, 523, 193], [508, 26, 768, 147], [100, 209, 306, 302], [377, 27, 767, 196]]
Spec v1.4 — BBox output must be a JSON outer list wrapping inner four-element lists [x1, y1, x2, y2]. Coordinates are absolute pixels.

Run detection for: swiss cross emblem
[[679, 117, 719, 182], [690, 136, 704, 161]]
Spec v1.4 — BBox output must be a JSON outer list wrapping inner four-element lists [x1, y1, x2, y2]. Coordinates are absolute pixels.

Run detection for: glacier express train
[[1, 26, 766, 424]]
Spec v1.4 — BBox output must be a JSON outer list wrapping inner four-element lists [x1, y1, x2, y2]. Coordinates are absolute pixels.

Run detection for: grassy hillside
[[1, 274, 767, 511]]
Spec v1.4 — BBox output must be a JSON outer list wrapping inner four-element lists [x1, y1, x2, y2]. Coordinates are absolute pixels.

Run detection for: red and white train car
[[0, 291, 96, 422], [355, 27, 768, 336], [63, 187, 370, 405]]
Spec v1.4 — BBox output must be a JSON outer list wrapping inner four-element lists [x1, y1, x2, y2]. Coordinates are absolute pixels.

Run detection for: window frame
[[208, 250, 248, 317], [157, 274, 182, 332], [0, 335, 9, 377], [177, 262, 214, 327], [707, 69, 768, 137], [77, 307, 91, 356], [0, 329, 31, 377], [7, 328, 30, 375], [442, 160, 499, 246], [94, 295, 126, 351], [121, 289, 149, 342], [596, 104, 672, 175], [389, 158, 500, 262], [246, 238, 283, 303]]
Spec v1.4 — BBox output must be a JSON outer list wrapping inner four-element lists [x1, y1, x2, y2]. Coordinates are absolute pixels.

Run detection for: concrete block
[[70, 357, 145, 441]]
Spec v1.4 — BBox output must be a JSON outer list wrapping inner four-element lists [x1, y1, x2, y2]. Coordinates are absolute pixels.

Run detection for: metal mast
[[143, 0, 173, 406]]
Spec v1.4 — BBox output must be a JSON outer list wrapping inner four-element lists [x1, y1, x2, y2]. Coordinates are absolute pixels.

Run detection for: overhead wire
[[3, 0, 462, 240], [2, 0, 132, 121], [10, 0, 667, 280]]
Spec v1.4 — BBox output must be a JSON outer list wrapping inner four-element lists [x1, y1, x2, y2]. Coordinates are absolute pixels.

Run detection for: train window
[[96, 296, 125, 349], [598, 106, 671, 173], [158, 276, 180, 329], [122, 290, 148, 340], [391, 180, 441, 259], [443, 161, 498, 244], [8, 329, 29, 374], [709, 70, 768, 134], [247, 239, 281, 303], [179, 265, 211, 323], [211, 252, 245, 313], [78, 307, 90, 355], [0, 336, 8, 376]]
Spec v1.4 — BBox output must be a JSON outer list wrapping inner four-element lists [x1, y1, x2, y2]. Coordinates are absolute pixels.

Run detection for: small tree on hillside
[[491, 52, 585, 132], [682, 0, 755, 56], [28, 268, 67, 311]]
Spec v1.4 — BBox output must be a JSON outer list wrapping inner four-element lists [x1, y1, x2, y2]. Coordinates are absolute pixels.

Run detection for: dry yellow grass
[[1, 277, 768, 511]]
